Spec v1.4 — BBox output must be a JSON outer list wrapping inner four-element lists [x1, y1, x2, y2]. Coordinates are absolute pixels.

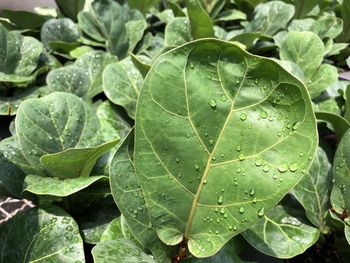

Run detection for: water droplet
[[239, 207, 245, 214], [195, 164, 200, 171], [254, 79, 259, 85], [209, 139, 214, 146], [190, 62, 194, 69], [260, 110, 268, 119], [220, 208, 225, 215], [250, 189, 255, 196], [220, 95, 227, 102], [186, 134, 190, 138], [236, 145, 242, 152], [258, 207, 265, 217], [176, 158, 180, 163], [278, 163, 288, 173], [218, 195, 223, 205], [239, 153, 245, 161], [289, 163, 298, 172], [209, 99, 217, 109], [255, 158, 263, 167], [262, 165, 269, 172], [292, 122, 301, 130], [240, 113, 247, 121], [235, 79, 240, 85]]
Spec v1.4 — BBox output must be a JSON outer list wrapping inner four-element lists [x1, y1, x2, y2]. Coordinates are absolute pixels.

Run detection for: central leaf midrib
[[184, 53, 250, 238]]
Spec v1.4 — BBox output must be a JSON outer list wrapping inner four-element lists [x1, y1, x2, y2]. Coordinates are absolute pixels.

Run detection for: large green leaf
[[55, 0, 85, 21], [244, 1, 295, 36], [242, 204, 319, 258], [185, 0, 214, 39], [41, 18, 80, 50], [110, 131, 173, 262], [92, 239, 156, 263], [15, 92, 99, 173], [0, 206, 85, 263], [24, 174, 107, 197], [134, 38, 317, 257], [0, 9, 49, 30], [331, 129, 350, 215], [103, 57, 143, 119], [292, 147, 332, 229]]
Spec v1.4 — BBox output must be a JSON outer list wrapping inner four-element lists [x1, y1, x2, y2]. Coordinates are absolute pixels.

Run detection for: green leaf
[[285, 0, 319, 18], [47, 65, 91, 98], [288, 18, 315, 32], [244, 1, 295, 36], [134, 38, 317, 257], [331, 129, 350, 215], [110, 131, 174, 262], [55, 0, 85, 21], [292, 147, 332, 229], [0, 206, 85, 263], [1, 9, 49, 30], [280, 31, 337, 97], [103, 57, 143, 119], [215, 9, 247, 22], [92, 239, 156, 263], [315, 112, 350, 140], [128, 0, 161, 14], [165, 17, 192, 47], [310, 13, 343, 40], [41, 18, 80, 50], [242, 204, 319, 258], [0, 24, 43, 79], [280, 31, 324, 78], [337, 0, 350, 42], [167, 1, 186, 17], [100, 217, 124, 241], [24, 174, 107, 197], [15, 92, 99, 173], [130, 54, 152, 78], [77, 197, 120, 244], [75, 50, 118, 98], [40, 140, 118, 179], [0, 87, 41, 116], [78, 0, 144, 59], [185, 0, 214, 39], [307, 64, 338, 98]]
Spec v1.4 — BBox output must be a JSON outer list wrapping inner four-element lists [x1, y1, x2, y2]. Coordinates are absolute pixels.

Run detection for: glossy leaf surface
[[242, 205, 319, 258], [135, 38, 317, 257], [0, 206, 85, 263]]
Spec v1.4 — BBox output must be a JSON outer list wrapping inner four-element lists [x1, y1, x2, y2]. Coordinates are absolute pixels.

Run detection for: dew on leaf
[[258, 207, 265, 217], [259, 110, 268, 119], [209, 99, 217, 109], [278, 163, 288, 173], [218, 195, 223, 205], [240, 113, 247, 121], [239, 207, 245, 214]]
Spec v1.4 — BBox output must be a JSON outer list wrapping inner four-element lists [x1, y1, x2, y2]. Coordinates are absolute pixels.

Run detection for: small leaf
[[41, 18, 80, 50], [55, 0, 85, 21], [242, 205, 319, 258], [310, 13, 343, 40], [130, 54, 152, 78], [92, 239, 156, 263], [315, 112, 350, 140], [40, 140, 118, 179], [331, 129, 350, 215], [165, 17, 192, 47], [100, 217, 124, 241], [0, 206, 85, 262], [24, 174, 107, 197], [128, 0, 161, 14], [292, 147, 332, 229], [244, 1, 295, 36], [103, 57, 143, 119], [185, 0, 214, 39]]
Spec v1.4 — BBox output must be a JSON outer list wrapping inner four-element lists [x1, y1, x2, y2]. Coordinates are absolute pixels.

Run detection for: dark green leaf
[[130, 54, 152, 78], [56, 0, 85, 21], [0, 206, 85, 263], [1, 9, 49, 30], [315, 112, 350, 140], [128, 0, 161, 14]]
